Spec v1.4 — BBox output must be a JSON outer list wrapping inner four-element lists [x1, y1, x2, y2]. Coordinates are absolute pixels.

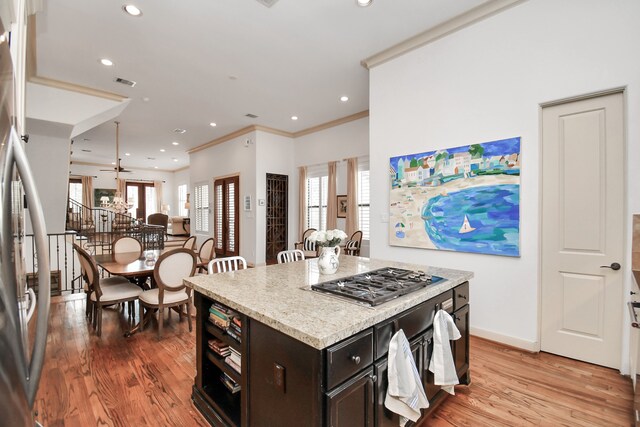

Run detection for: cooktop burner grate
[[311, 267, 444, 306]]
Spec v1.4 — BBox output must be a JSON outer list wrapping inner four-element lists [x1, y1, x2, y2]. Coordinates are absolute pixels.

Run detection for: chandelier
[[99, 121, 134, 214]]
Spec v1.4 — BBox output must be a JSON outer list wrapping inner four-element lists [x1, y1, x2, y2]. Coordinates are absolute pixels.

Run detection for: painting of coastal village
[[389, 137, 521, 257]]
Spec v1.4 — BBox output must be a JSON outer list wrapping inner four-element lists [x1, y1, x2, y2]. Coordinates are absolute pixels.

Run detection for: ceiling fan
[[101, 158, 132, 173], [100, 121, 133, 174]]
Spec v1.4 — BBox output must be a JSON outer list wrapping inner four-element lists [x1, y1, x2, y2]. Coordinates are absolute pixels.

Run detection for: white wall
[[189, 132, 258, 264], [25, 123, 73, 234], [294, 117, 370, 253], [170, 167, 190, 217], [369, 0, 640, 369], [255, 130, 296, 265]]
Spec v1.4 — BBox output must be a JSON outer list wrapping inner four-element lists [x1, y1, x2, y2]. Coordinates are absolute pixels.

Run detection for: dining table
[[93, 248, 200, 337], [93, 249, 162, 286]]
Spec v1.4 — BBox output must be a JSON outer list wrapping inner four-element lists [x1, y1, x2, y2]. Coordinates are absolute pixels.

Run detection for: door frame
[[213, 173, 240, 258], [537, 86, 628, 362]]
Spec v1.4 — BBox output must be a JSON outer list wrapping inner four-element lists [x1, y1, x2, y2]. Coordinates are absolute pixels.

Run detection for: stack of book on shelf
[[220, 372, 241, 394], [225, 347, 241, 375], [227, 316, 242, 343], [209, 302, 242, 343], [208, 339, 230, 357]]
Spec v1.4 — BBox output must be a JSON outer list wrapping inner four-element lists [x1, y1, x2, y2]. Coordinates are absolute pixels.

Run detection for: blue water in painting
[[422, 184, 520, 257]]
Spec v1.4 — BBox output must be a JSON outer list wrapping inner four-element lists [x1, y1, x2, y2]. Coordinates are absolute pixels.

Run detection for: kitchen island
[[184, 257, 473, 427]]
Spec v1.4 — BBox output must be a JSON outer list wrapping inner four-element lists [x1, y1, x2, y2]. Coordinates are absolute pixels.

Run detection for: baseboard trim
[[470, 326, 539, 352]]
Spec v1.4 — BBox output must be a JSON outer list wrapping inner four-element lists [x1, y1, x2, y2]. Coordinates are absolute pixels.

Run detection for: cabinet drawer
[[454, 282, 469, 310], [374, 290, 453, 360], [326, 329, 373, 390]]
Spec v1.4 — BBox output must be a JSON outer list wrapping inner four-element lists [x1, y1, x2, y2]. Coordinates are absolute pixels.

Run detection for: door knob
[[600, 262, 621, 271]]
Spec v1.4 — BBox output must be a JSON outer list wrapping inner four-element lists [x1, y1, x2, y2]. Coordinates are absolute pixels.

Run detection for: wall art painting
[[389, 137, 521, 257], [94, 188, 116, 207]]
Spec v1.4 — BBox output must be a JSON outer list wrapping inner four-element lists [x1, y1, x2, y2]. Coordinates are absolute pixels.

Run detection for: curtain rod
[[118, 178, 166, 183], [69, 174, 98, 178]]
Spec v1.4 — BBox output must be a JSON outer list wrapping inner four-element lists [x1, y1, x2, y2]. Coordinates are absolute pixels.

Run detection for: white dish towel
[[384, 329, 429, 426], [428, 309, 461, 395]]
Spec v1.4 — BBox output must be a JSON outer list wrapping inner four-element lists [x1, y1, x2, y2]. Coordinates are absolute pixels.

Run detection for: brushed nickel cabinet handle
[[351, 355, 361, 365]]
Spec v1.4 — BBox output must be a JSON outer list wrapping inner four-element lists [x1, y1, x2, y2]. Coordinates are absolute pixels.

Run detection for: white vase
[[318, 245, 341, 275]]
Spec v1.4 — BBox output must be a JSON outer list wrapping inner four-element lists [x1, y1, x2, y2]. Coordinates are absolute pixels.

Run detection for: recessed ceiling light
[[356, 0, 372, 6], [154, 166, 158, 169], [100, 58, 113, 67], [125, 152, 131, 156], [172, 142, 179, 146], [142, 97, 150, 102], [173, 128, 186, 134], [209, 122, 217, 127], [340, 96, 349, 102], [173, 158, 178, 162], [160, 149, 166, 152], [111, 162, 116, 165], [123, 4, 142, 16], [291, 116, 298, 121]]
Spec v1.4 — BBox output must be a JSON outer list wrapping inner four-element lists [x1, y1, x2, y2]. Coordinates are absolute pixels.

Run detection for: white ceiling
[[34, 0, 488, 171]]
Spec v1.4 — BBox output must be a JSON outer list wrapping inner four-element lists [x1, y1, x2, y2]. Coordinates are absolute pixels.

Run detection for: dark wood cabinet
[[192, 282, 470, 426], [453, 304, 470, 384], [374, 336, 423, 427], [327, 367, 375, 427]]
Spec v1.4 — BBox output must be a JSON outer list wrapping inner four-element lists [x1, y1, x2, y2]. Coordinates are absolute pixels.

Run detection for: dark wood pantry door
[[214, 176, 239, 257], [265, 173, 288, 264]]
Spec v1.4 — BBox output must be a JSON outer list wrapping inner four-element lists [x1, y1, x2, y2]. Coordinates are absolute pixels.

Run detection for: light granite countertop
[[184, 256, 473, 350]]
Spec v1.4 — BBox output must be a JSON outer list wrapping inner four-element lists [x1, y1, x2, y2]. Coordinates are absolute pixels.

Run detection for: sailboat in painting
[[459, 215, 476, 234]]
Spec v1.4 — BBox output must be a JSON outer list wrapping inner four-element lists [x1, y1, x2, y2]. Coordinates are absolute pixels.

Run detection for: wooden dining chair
[[277, 249, 305, 264], [197, 237, 216, 273], [183, 235, 197, 252], [139, 248, 197, 339], [74, 243, 143, 337], [208, 256, 247, 274], [344, 230, 363, 256], [112, 235, 143, 257], [294, 228, 318, 258]]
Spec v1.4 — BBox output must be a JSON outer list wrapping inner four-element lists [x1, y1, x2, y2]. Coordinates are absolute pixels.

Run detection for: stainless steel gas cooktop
[[311, 267, 444, 306]]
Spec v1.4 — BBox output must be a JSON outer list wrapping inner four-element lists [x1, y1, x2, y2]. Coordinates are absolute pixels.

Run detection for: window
[[68, 179, 82, 205], [194, 183, 210, 233], [145, 186, 157, 216], [306, 175, 328, 230], [178, 184, 188, 216], [357, 169, 370, 240]]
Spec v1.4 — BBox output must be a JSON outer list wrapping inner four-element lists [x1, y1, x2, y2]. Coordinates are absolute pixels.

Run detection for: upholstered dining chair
[[183, 235, 197, 252], [197, 238, 216, 273], [294, 228, 318, 258], [277, 249, 305, 264], [344, 230, 363, 256], [207, 256, 247, 274], [74, 243, 143, 337], [139, 248, 197, 339], [112, 235, 143, 257]]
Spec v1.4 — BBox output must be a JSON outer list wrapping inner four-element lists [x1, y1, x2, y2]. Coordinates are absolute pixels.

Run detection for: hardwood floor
[[35, 296, 633, 426]]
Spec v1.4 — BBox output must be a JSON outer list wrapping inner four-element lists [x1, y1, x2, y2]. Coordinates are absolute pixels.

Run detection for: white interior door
[[541, 91, 624, 368]]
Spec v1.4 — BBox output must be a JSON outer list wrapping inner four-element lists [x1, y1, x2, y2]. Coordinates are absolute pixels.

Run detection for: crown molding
[[28, 76, 128, 102], [188, 110, 370, 155], [361, 0, 527, 69], [292, 110, 369, 138]]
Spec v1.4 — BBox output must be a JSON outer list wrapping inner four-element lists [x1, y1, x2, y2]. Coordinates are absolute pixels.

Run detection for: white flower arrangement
[[308, 229, 348, 247]]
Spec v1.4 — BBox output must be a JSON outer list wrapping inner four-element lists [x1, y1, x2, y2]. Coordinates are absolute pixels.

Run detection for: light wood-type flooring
[[34, 295, 633, 426]]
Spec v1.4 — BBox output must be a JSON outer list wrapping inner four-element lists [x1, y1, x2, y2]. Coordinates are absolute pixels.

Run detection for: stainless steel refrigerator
[[0, 16, 51, 426]]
